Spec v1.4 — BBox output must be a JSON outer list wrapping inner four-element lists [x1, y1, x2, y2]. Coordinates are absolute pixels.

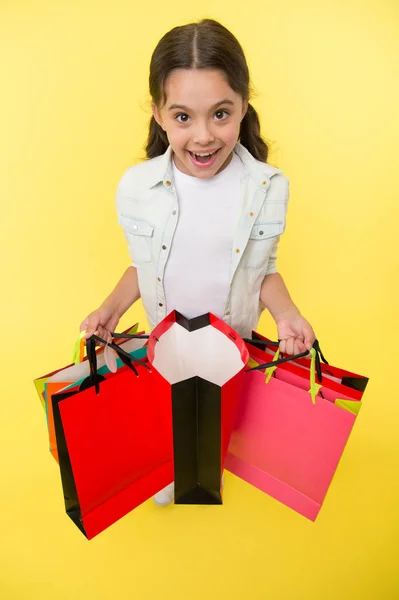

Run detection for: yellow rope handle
[[72, 330, 86, 365], [308, 347, 322, 404], [248, 345, 322, 404], [265, 348, 280, 383]]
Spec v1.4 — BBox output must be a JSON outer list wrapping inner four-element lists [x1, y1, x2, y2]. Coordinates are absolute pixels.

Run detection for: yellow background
[[1, 1, 398, 598]]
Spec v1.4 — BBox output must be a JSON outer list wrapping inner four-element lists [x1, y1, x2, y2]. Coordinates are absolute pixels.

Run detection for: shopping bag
[[147, 311, 249, 505], [247, 331, 368, 397], [34, 324, 145, 462], [51, 336, 173, 539], [225, 335, 369, 520]]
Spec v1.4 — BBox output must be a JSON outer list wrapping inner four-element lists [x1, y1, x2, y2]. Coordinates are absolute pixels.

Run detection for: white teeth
[[191, 150, 218, 159]]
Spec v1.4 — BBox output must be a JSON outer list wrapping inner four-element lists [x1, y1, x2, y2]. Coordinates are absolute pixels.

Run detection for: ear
[[152, 102, 165, 130]]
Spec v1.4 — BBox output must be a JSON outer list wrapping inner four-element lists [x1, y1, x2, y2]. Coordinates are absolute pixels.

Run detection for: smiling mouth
[[188, 149, 221, 163]]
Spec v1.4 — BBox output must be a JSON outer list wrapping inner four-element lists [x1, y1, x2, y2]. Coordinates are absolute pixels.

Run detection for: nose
[[192, 120, 215, 146]]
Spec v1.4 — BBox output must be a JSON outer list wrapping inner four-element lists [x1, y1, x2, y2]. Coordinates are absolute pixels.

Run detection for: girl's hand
[[276, 311, 316, 356], [80, 306, 120, 345]]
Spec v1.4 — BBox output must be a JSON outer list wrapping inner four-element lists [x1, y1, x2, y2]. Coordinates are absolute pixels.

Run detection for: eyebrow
[[167, 99, 235, 111]]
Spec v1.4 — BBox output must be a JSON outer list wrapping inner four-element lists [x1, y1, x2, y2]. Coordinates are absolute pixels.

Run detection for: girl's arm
[[81, 266, 141, 341], [101, 265, 141, 318], [259, 272, 315, 355]]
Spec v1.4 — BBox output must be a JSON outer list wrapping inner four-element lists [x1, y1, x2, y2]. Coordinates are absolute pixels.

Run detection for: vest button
[[225, 311, 230, 316], [162, 245, 167, 250], [159, 303, 163, 307]]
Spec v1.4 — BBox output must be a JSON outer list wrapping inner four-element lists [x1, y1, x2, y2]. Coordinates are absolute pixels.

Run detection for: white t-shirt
[[164, 151, 245, 320]]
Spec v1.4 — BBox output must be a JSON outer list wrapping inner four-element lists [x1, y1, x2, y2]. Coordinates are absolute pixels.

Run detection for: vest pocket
[[118, 215, 155, 264], [245, 220, 285, 269]]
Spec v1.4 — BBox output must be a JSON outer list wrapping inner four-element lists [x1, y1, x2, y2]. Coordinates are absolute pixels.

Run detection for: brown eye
[[214, 110, 229, 120], [175, 113, 190, 123]]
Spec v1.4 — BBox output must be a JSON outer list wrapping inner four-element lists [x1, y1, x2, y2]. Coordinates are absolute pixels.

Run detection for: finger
[[279, 339, 287, 354], [286, 338, 295, 356], [83, 322, 98, 339], [104, 316, 119, 335], [303, 322, 316, 351], [94, 327, 108, 346], [96, 327, 114, 346], [80, 319, 88, 332], [294, 337, 306, 355]]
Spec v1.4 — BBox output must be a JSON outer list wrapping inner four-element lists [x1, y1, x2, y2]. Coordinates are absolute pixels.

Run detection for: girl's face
[[152, 69, 248, 179]]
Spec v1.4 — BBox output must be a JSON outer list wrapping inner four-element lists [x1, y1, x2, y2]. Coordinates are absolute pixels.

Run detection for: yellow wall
[[1, 1, 398, 598]]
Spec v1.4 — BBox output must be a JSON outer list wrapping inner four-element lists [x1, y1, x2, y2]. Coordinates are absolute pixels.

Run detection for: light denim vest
[[115, 142, 289, 338]]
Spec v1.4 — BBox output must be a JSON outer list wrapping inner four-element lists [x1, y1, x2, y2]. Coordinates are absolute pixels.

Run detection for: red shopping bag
[[225, 334, 368, 521], [147, 311, 249, 505], [52, 338, 173, 539], [34, 324, 146, 463]]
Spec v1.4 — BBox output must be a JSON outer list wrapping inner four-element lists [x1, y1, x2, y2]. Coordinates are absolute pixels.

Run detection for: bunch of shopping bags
[[34, 311, 368, 539]]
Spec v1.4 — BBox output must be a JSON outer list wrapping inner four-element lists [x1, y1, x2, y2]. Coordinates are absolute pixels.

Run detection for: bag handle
[[72, 325, 149, 366], [72, 330, 86, 365], [308, 347, 322, 403], [110, 332, 150, 340], [245, 338, 328, 384], [91, 334, 151, 371], [246, 348, 310, 370], [246, 340, 327, 404], [243, 338, 281, 350], [85, 336, 103, 393], [80, 334, 151, 395]]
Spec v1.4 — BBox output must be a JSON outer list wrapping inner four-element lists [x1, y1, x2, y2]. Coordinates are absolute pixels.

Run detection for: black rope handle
[[111, 332, 150, 340], [313, 339, 328, 366], [91, 334, 151, 371], [245, 338, 328, 383], [247, 350, 309, 371], [82, 334, 151, 395], [243, 338, 280, 348], [85, 337, 101, 394]]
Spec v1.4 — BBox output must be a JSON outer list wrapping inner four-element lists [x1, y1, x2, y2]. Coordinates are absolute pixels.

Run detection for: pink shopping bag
[[225, 337, 368, 521]]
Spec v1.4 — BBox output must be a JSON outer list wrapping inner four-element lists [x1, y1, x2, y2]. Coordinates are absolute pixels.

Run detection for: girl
[[80, 18, 316, 506]]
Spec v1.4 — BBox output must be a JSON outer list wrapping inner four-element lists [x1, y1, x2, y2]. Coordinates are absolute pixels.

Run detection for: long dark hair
[[145, 19, 269, 162]]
